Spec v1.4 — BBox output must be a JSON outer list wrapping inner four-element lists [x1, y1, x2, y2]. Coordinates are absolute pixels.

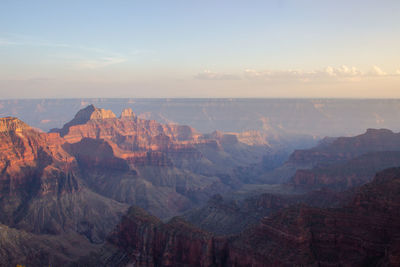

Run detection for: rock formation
[[48, 105, 273, 218], [260, 128, 400, 185], [0, 115, 128, 246], [2, 106, 400, 266], [119, 108, 135, 119], [80, 167, 400, 266]]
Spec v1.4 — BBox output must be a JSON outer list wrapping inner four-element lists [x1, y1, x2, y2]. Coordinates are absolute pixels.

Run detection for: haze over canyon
[[0, 99, 399, 266]]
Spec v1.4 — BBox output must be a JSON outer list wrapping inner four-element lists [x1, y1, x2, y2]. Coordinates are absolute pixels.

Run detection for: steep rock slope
[[183, 188, 348, 236], [233, 167, 400, 266], [0, 117, 128, 242], [81, 167, 400, 266], [291, 150, 400, 190], [0, 224, 100, 267], [78, 206, 227, 267], [51, 105, 273, 217], [260, 128, 400, 185]]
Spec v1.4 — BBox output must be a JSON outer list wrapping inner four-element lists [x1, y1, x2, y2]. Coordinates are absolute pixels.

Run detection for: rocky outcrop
[[0, 224, 99, 267], [233, 167, 400, 266], [207, 130, 271, 147], [3, 107, 400, 266], [119, 108, 135, 119], [288, 128, 400, 167], [260, 128, 400, 185], [291, 151, 400, 190], [183, 188, 348, 236], [0, 117, 75, 198], [285, 129, 400, 190], [64, 138, 130, 171], [52, 104, 116, 137], [84, 167, 400, 266], [0, 116, 128, 243], [51, 105, 202, 145], [79, 206, 228, 267], [0, 117, 31, 133], [47, 106, 272, 218]]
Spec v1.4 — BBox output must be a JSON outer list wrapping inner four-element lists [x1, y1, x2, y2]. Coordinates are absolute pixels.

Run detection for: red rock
[[93, 167, 400, 266]]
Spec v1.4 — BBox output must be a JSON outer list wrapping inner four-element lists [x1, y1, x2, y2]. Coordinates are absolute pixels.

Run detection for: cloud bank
[[196, 65, 399, 82]]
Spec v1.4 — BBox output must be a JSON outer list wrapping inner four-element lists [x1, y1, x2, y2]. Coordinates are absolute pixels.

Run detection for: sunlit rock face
[[0, 115, 127, 249], [1, 103, 400, 266], [51, 105, 203, 148], [4, 99, 400, 138], [119, 107, 135, 119], [46, 105, 272, 218]]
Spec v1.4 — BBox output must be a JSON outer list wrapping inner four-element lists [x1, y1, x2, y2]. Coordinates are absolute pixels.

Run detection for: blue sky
[[1, 0, 400, 98]]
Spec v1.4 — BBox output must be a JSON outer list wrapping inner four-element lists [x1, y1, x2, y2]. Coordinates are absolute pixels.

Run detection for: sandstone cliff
[[80, 167, 400, 266], [0, 116, 128, 243]]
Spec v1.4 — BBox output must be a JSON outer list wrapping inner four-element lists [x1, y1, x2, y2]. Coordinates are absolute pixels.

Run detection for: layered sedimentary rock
[[0, 116, 128, 242], [119, 107, 135, 119], [79, 206, 228, 267], [52, 105, 202, 146], [260, 128, 400, 185], [183, 188, 348, 236], [0, 224, 99, 267], [2, 106, 400, 266], [48, 105, 273, 218], [291, 151, 400, 190], [81, 167, 400, 267], [285, 129, 400, 190], [288, 128, 400, 167], [236, 167, 400, 266]]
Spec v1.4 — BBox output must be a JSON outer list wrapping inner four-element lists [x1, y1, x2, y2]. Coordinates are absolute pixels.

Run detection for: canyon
[[79, 167, 400, 266], [0, 103, 399, 266]]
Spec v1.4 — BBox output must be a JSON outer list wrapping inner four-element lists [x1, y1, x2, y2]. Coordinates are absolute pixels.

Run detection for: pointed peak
[[73, 105, 116, 122], [51, 105, 116, 136], [120, 108, 135, 119], [0, 117, 31, 133], [88, 106, 116, 120]]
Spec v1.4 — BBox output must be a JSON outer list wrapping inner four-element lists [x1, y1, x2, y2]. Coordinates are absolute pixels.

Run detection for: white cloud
[[324, 65, 362, 77], [196, 65, 398, 83], [244, 65, 364, 81], [369, 65, 387, 76], [195, 70, 240, 80], [241, 65, 395, 83]]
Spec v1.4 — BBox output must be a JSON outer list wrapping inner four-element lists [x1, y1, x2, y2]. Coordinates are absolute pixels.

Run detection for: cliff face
[[84, 167, 400, 267], [288, 128, 400, 167], [285, 129, 400, 190], [0, 116, 128, 244], [183, 188, 348, 236], [260, 128, 400, 185], [291, 151, 400, 190], [0, 117, 76, 199], [233, 167, 400, 266], [81, 206, 228, 267], [46, 105, 274, 218], [2, 106, 400, 266], [0, 224, 101, 267], [52, 106, 202, 145]]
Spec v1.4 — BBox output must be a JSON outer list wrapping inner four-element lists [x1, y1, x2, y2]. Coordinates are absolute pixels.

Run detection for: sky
[[0, 0, 400, 98]]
